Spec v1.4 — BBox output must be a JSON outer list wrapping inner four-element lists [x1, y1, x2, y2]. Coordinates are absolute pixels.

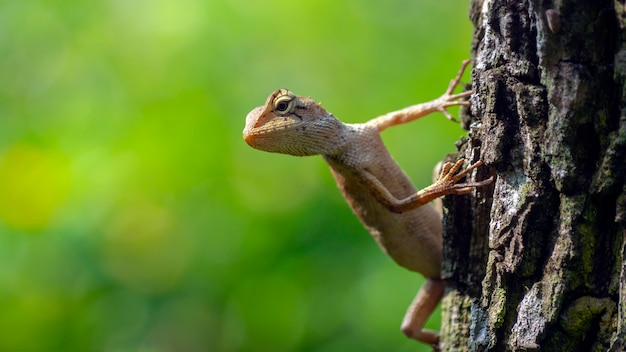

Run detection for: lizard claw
[[436, 159, 493, 195], [437, 106, 459, 122], [436, 59, 472, 122], [445, 59, 472, 96]]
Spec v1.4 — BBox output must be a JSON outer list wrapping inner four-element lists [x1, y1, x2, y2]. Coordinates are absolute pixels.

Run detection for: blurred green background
[[0, 1, 472, 351]]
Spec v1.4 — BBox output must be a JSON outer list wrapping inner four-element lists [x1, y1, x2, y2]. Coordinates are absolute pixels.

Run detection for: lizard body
[[243, 61, 492, 347], [321, 124, 443, 277]]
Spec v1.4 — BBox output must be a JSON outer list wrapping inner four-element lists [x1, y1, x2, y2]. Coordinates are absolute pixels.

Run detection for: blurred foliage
[[0, 1, 472, 351]]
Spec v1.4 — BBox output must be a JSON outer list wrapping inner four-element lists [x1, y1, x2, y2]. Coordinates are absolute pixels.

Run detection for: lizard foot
[[434, 158, 494, 195], [381, 158, 492, 214], [435, 59, 472, 122]]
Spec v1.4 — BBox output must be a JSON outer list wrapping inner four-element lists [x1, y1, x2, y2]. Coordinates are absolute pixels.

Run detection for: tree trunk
[[439, 1, 626, 351]]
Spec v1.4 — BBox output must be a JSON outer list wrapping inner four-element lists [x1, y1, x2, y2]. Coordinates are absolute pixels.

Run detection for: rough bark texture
[[440, 1, 626, 351]]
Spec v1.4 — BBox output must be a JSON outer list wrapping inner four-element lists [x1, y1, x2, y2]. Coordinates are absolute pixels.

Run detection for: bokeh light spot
[[102, 200, 190, 294], [0, 143, 70, 231]]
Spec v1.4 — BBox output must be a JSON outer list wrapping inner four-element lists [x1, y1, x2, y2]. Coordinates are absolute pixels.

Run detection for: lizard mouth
[[242, 121, 300, 147]]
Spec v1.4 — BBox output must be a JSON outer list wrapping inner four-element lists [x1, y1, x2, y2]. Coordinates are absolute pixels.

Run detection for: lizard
[[242, 60, 493, 347]]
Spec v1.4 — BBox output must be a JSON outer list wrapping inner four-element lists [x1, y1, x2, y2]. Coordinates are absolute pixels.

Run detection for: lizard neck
[[321, 123, 369, 162], [299, 114, 351, 156]]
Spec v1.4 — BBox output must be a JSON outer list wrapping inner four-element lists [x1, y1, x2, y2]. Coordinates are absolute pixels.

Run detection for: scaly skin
[[243, 60, 493, 347]]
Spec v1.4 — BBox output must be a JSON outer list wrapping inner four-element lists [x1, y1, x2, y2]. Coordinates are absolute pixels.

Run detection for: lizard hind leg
[[401, 278, 446, 348]]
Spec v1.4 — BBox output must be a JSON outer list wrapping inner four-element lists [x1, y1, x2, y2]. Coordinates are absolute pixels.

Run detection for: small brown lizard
[[242, 60, 493, 347]]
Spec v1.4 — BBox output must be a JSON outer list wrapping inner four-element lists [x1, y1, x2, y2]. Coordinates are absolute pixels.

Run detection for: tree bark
[[440, 1, 626, 351]]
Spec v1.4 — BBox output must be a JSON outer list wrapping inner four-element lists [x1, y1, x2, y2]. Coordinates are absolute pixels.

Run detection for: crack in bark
[[441, 0, 626, 350]]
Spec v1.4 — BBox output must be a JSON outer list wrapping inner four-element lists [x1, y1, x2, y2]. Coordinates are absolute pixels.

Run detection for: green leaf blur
[[0, 1, 472, 351]]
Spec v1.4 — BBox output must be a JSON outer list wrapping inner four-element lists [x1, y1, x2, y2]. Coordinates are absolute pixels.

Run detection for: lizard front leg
[[360, 159, 494, 214], [368, 60, 471, 132]]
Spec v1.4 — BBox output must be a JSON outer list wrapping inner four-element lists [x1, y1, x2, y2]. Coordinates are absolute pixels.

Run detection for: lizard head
[[243, 89, 344, 156]]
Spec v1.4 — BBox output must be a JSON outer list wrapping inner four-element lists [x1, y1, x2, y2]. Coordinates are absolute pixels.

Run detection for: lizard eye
[[273, 95, 295, 115]]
